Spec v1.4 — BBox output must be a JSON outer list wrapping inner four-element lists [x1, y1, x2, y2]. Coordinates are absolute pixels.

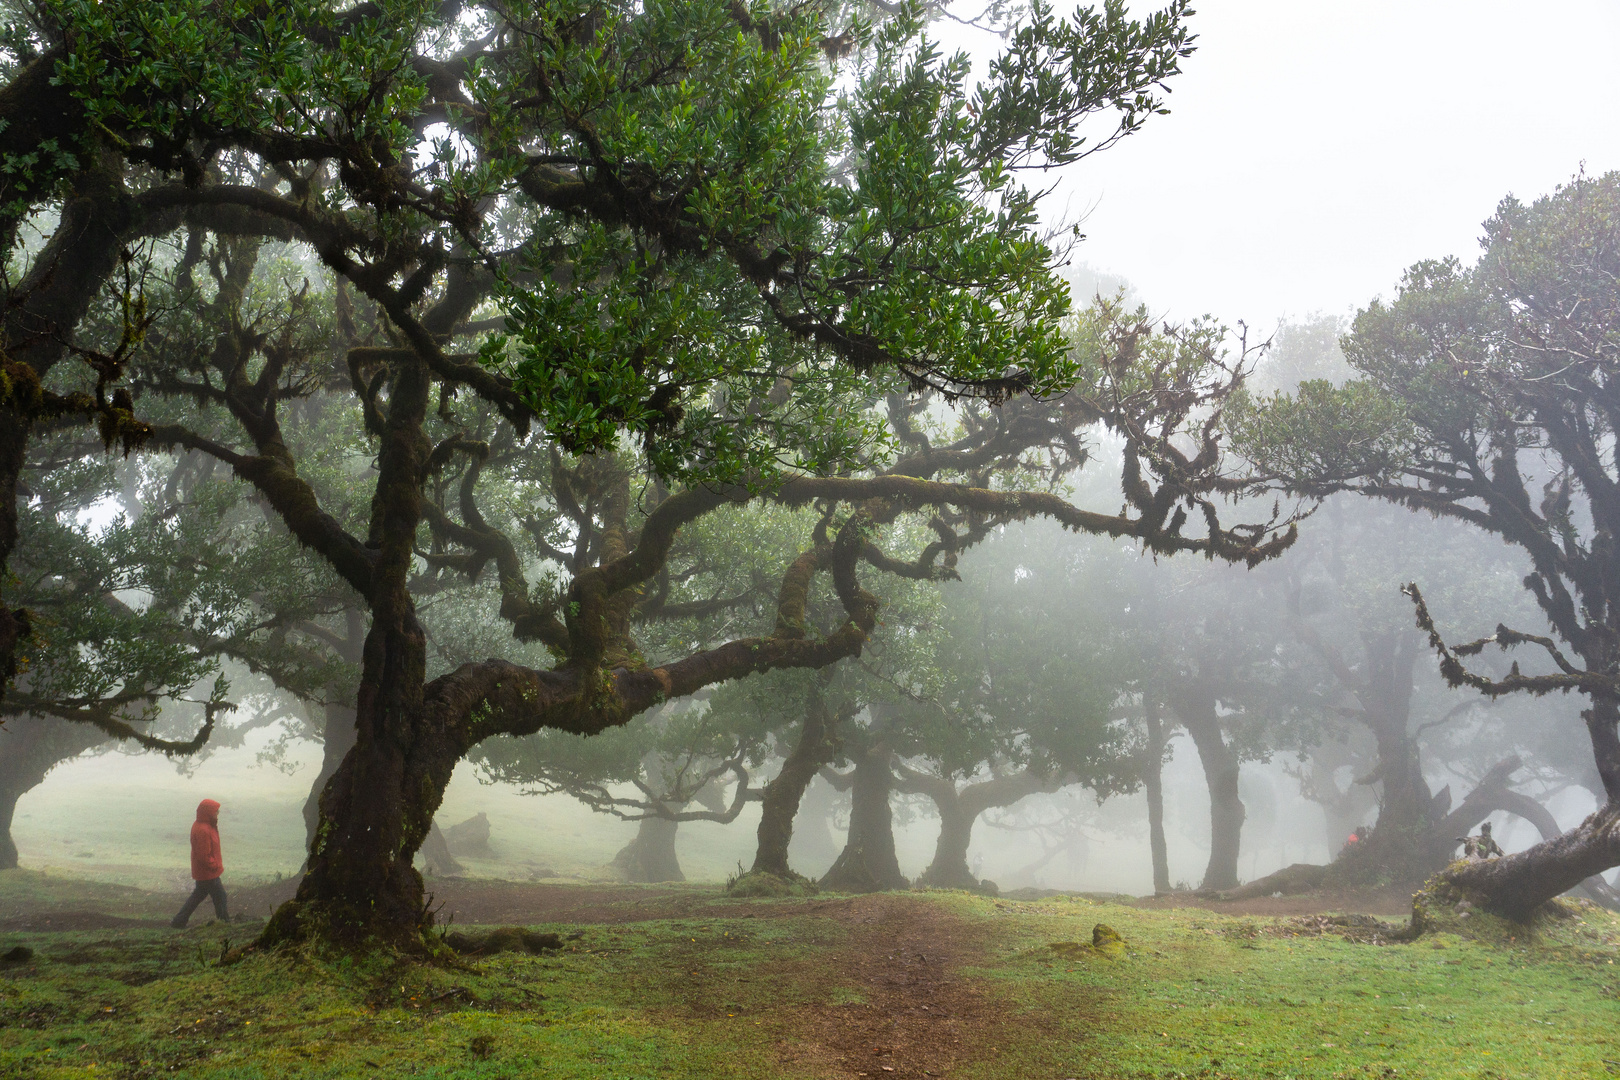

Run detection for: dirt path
[[219, 881, 1009, 1078], [767, 894, 1001, 1080]]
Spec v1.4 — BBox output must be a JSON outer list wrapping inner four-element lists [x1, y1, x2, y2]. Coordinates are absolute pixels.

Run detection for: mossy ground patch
[[2, 871, 1617, 1079]]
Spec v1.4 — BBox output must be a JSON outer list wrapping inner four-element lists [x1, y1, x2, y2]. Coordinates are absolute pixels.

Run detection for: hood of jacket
[[195, 799, 220, 826]]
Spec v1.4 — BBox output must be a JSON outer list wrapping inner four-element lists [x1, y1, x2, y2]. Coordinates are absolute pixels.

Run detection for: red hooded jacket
[[190, 799, 223, 880]]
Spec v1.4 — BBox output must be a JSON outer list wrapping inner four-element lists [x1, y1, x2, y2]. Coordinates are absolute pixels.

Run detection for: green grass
[[952, 894, 1620, 1079], [0, 917, 843, 1080], [3, 870, 1618, 1079]]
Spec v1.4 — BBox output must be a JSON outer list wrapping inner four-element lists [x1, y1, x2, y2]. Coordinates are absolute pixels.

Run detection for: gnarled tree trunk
[[1293, 622, 1447, 885], [1173, 685, 1245, 892], [751, 689, 844, 879], [916, 783, 978, 890], [820, 738, 908, 892], [268, 355, 468, 944], [301, 609, 365, 856], [898, 764, 1055, 891], [283, 605, 455, 941], [1432, 751, 1620, 913], [1357, 632, 1437, 866], [612, 815, 684, 883], [1436, 803, 1620, 922]]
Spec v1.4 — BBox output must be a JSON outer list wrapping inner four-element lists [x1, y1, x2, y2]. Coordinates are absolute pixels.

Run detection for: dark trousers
[[172, 877, 228, 926]]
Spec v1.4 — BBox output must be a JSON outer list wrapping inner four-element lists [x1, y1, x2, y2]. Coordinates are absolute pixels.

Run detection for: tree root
[[1205, 862, 1328, 900], [1398, 868, 1589, 941]]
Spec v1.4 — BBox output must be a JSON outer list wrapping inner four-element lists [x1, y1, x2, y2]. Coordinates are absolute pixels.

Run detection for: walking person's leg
[[172, 882, 208, 928], [204, 877, 229, 921]]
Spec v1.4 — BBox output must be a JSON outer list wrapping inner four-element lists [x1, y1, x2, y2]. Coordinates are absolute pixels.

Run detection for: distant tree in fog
[[1278, 494, 1564, 889], [889, 519, 1142, 893], [1237, 171, 1620, 918]]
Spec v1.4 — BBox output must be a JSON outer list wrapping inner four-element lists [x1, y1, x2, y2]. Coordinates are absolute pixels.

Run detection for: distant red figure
[[1346, 831, 1361, 846], [171, 799, 229, 927]]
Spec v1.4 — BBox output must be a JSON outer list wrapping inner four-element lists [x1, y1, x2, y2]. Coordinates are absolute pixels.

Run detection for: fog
[[6, 0, 1619, 913], [943, 0, 1620, 324]]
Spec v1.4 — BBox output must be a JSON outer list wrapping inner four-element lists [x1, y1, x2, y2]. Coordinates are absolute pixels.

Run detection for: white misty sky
[[944, 0, 1620, 329]]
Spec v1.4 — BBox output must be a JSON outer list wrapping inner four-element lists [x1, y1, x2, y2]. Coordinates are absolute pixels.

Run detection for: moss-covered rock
[[444, 927, 562, 956], [725, 870, 818, 898], [1047, 923, 1126, 961]]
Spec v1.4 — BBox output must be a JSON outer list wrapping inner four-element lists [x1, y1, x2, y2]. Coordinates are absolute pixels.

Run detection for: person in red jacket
[[171, 799, 229, 927]]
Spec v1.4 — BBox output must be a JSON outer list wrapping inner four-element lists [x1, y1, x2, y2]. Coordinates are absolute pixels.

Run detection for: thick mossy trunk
[[1322, 633, 1447, 887], [1464, 783, 1620, 907], [1177, 693, 1244, 892], [612, 815, 684, 883], [820, 740, 907, 892], [1435, 804, 1620, 922], [1434, 695, 1620, 921], [1356, 713, 1435, 873], [751, 693, 840, 879], [267, 595, 461, 946], [263, 355, 471, 948], [301, 611, 365, 856], [1144, 700, 1171, 895]]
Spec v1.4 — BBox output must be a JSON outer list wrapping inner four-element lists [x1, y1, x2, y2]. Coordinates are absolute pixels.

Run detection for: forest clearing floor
[[2, 868, 1618, 1079]]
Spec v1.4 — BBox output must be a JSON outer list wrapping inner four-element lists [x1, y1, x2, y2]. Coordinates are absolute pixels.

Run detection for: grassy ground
[[965, 896, 1620, 1079], [1, 869, 1616, 1079]]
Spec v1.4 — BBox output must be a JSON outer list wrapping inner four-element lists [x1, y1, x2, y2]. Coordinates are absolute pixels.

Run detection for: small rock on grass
[[1047, 924, 1126, 960]]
